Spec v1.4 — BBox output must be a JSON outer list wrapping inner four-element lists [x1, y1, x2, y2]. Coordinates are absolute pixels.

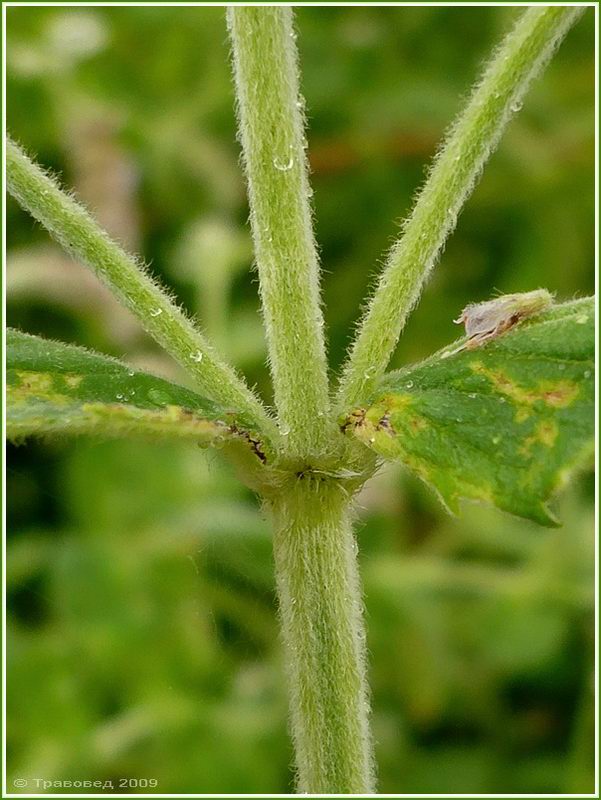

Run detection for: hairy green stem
[[227, 7, 331, 458], [269, 479, 374, 793], [337, 5, 584, 410], [6, 138, 276, 441]]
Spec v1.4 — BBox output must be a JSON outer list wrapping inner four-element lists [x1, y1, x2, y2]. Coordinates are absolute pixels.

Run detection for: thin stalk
[[269, 478, 374, 793], [228, 7, 331, 458], [336, 5, 584, 410], [6, 138, 276, 441]]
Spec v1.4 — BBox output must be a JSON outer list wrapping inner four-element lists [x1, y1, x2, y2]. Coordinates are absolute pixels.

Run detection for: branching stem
[[6, 138, 276, 441], [336, 6, 584, 410]]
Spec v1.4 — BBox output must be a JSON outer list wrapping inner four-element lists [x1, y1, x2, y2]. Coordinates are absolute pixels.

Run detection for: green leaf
[[7, 330, 257, 450], [342, 298, 594, 526]]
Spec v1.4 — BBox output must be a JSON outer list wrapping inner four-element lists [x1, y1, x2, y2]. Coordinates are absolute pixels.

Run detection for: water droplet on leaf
[[148, 388, 170, 405]]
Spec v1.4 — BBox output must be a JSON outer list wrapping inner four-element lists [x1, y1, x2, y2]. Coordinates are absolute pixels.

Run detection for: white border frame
[[2, 2, 598, 798]]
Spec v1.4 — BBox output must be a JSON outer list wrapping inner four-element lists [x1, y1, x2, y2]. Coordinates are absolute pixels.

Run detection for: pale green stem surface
[[6, 138, 276, 441], [228, 7, 331, 458], [269, 478, 374, 794], [337, 5, 584, 410]]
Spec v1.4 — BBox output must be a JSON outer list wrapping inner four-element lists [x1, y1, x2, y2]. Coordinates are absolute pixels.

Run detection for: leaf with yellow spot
[[7, 329, 264, 457], [342, 297, 594, 526]]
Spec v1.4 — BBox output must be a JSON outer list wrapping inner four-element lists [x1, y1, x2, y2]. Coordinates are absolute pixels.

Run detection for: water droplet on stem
[[273, 155, 294, 172]]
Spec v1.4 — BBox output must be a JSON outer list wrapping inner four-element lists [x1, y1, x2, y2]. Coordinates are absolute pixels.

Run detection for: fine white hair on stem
[[227, 7, 332, 459], [6, 137, 277, 442], [336, 5, 585, 411]]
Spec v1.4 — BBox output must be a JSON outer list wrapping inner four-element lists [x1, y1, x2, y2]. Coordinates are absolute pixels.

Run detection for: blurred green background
[[6, 5, 595, 795]]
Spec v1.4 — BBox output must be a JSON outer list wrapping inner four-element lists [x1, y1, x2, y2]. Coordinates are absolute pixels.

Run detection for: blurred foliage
[[6, 5, 594, 794]]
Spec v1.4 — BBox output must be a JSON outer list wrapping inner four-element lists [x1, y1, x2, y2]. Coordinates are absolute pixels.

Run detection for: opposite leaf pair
[[6, 5, 594, 533], [8, 294, 594, 526]]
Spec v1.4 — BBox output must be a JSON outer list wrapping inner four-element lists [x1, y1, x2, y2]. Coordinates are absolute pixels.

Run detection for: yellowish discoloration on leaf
[[9, 372, 68, 407], [7, 330, 270, 460], [385, 393, 413, 411], [346, 297, 593, 526], [542, 383, 580, 407], [80, 402, 225, 441], [399, 452, 432, 485], [13, 370, 54, 393], [537, 420, 558, 447], [471, 363, 579, 410], [462, 482, 495, 506], [519, 420, 558, 456], [407, 414, 427, 434], [64, 374, 84, 388]]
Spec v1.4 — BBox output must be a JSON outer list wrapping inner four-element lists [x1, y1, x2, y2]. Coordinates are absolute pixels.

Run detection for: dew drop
[[584, 370, 591, 378], [369, 436, 376, 444], [510, 100, 523, 113], [148, 388, 170, 405], [273, 155, 294, 172], [127, 370, 135, 377], [116, 393, 125, 401], [189, 351, 204, 363], [405, 380, 414, 389], [281, 426, 290, 436], [150, 308, 163, 317], [558, 364, 566, 371], [468, 393, 477, 399], [499, 397, 506, 403], [492, 435, 501, 445]]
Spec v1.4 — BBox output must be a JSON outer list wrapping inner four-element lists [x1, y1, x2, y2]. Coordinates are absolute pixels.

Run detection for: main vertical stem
[[269, 479, 374, 794]]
